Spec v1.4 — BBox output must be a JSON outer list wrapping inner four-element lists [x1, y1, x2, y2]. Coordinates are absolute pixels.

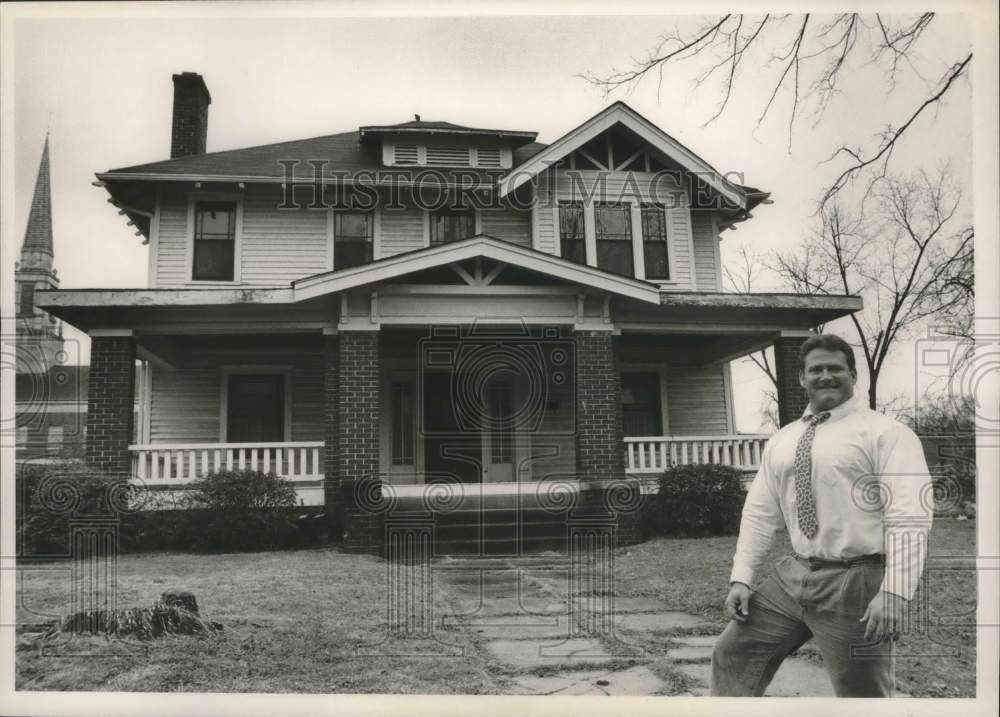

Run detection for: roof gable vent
[[476, 147, 502, 168], [394, 145, 419, 165], [426, 146, 471, 166]]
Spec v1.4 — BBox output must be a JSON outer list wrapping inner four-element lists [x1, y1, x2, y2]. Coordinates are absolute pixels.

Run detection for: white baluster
[[680, 442, 688, 465], [263, 448, 270, 473], [238, 448, 246, 470], [659, 442, 667, 470], [201, 450, 208, 478], [226, 448, 233, 470], [670, 441, 678, 466], [312, 448, 319, 476]]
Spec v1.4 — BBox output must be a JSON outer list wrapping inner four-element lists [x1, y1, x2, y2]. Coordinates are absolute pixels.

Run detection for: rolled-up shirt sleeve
[[875, 424, 933, 600], [730, 442, 785, 588]]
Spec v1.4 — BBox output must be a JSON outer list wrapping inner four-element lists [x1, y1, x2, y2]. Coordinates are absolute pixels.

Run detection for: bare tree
[[771, 168, 971, 409], [722, 245, 779, 427], [582, 14, 972, 207]]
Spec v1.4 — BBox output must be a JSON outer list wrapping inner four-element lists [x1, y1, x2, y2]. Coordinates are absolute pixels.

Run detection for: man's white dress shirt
[[730, 394, 932, 600]]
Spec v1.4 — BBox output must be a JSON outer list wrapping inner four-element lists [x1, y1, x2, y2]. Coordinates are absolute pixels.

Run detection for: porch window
[[225, 373, 287, 443], [621, 371, 663, 436], [429, 208, 475, 246], [335, 212, 374, 269], [390, 381, 415, 466], [192, 201, 236, 281], [558, 202, 586, 265], [595, 202, 634, 277], [641, 204, 670, 280]]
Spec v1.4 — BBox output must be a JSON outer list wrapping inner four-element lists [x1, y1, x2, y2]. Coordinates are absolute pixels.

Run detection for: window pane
[[558, 203, 584, 239], [391, 382, 415, 466], [595, 204, 631, 241], [336, 213, 372, 240], [622, 372, 663, 436], [596, 240, 634, 277], [561, 239, 586, 265], [193, 201, 236, 281], [644, 244, 670, 280], [195, 202, 235, 241], [430, 209, 475, 245], [335, 241, 373, 270], [193, 240, 235, 281], [641, 205, 667, 240]]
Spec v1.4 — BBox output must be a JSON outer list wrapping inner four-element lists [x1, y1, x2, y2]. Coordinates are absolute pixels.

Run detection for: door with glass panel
[[382, 371, 422, 484]]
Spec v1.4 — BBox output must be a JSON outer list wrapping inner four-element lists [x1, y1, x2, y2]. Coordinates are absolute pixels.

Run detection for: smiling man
[[710, 333, 932, 697]]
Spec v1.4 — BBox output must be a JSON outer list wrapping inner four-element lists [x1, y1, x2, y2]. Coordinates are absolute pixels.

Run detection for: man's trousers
[[711, 554, 895, 697]]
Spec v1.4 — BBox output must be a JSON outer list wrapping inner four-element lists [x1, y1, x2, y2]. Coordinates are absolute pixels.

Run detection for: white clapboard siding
[[240, 188, 328, 284], [690, 210, 721, 291], [155, 190, 191, 287], [480, 207, 532, 247], [149, 345, 324, 444], [380, 207, 426, 257]]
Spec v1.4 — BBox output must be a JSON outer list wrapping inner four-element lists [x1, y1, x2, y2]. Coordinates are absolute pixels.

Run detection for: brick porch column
[[574, 330, 625, 483], [85, 334, 136, 476], [322, 332, 340, 526], [774, 335, 810, 426], [573, 330, 644, 545], [338, 330, 382, 551]]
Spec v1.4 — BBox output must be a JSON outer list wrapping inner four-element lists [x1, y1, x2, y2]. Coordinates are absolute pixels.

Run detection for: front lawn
[[15, 519, 976, 696], [16, 548, 502, 693], [613, 517, 978, 697]]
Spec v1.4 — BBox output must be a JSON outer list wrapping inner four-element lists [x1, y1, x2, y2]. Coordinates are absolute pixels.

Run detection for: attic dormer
[[359, 118, 537, 169]]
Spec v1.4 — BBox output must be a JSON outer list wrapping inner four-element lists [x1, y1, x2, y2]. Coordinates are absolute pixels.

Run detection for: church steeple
[[15, 135, 63, 373], [19, 134, 55, 272]]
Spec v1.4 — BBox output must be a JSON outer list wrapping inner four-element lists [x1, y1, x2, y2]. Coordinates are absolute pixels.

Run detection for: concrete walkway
[[431, 555, 837, 697]]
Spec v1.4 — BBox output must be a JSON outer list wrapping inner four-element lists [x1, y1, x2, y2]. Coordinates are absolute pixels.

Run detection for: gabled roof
[[293, 235, 662, 304], [498, 102, 750, 209], [101, 131, 548, 182]]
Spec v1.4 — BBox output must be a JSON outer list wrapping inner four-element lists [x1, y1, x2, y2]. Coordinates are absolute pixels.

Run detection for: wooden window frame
[[620, 363, 670, 436], [218, 365, 293, 443], [186, 192, 244, 285]]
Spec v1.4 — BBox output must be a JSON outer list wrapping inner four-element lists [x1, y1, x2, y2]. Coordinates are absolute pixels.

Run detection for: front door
[[226, 373, 286, 442]]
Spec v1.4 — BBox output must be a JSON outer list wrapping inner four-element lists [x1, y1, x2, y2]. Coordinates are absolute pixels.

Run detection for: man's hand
[[861, 590, 907, 643], [724, 582, 751, 622]]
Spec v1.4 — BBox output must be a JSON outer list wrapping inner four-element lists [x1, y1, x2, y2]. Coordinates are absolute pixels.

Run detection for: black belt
[[794, 553, 884, 571]]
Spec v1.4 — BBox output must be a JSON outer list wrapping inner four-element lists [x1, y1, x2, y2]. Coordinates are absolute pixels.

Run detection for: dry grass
[[16, 547, 502, 693], [16, 520, 976, 696]]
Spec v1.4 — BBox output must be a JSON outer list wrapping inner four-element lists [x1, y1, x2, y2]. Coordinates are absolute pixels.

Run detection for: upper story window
[[558, 202, 586, 265], [335, 212, 374, 270], [430, 208, 475, 246], [594, 202, 634, 278], [641, 204, 670, 280], [192, 201, 237, 281]]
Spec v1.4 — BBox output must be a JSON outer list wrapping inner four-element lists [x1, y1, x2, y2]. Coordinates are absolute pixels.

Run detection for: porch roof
[[291, 235, 663, 303]]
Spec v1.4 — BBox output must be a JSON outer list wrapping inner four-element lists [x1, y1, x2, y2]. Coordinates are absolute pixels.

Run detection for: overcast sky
[[2, 4, 981, 431]]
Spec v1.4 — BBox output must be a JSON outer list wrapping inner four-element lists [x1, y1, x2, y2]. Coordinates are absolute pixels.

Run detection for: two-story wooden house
[[37, 72, 861, 552]]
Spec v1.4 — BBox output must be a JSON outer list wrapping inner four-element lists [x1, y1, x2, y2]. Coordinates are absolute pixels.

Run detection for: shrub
[[16, 460, 132, 556], [186, 470, 301, 552], [642, 463, 747, 538]]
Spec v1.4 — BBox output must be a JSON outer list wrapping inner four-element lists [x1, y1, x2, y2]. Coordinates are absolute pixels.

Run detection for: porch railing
[[624, 434, 770, 474], [129, 441, 324, 485]]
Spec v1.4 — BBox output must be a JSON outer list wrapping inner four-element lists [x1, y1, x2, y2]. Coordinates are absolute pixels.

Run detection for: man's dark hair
[[798, 333, 857, 373]]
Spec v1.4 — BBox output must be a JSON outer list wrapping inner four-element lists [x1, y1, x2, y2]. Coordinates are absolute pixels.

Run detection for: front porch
[[128, 432, 770, 505]]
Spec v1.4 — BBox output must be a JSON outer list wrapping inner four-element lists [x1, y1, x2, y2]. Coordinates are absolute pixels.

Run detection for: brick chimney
[[170, 72, 211, 158]]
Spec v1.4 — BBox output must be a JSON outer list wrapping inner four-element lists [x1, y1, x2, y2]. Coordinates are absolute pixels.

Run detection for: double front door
[[383, 369, 524, 484]]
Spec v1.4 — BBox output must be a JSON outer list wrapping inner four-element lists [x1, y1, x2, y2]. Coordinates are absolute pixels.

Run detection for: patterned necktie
[[795, 411, 831, 539]]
